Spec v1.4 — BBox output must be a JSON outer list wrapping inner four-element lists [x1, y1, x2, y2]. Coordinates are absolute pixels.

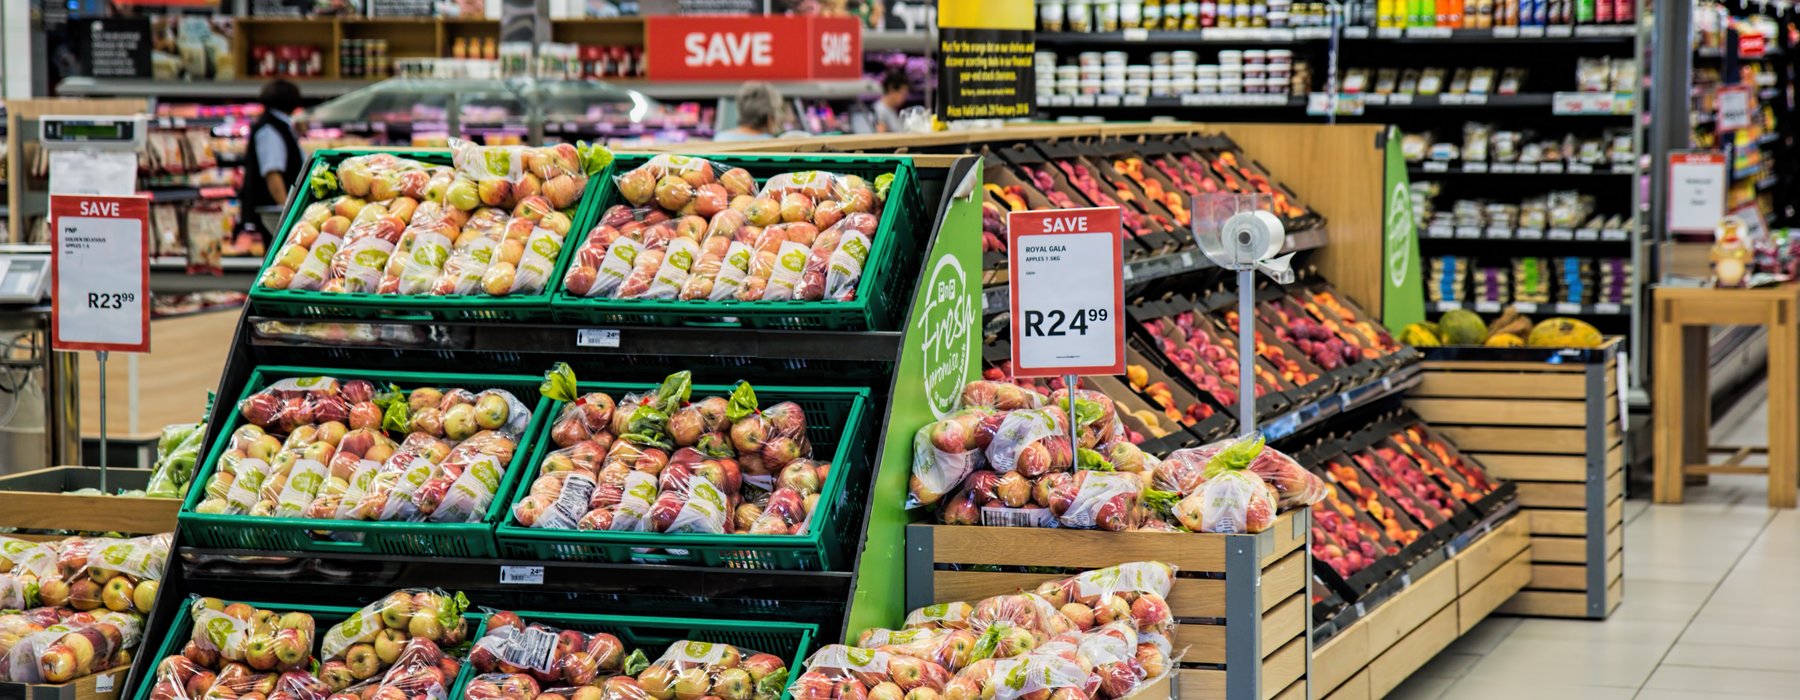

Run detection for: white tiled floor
[[1381, 388, 1800, 699]]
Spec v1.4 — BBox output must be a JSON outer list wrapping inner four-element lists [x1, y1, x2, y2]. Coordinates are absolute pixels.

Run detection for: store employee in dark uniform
[[240, 79, 305, 245]]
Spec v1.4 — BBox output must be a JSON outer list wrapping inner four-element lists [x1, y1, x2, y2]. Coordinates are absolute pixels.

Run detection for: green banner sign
[[1381, 125, 1425, 332], [844, 161, 983, 640]]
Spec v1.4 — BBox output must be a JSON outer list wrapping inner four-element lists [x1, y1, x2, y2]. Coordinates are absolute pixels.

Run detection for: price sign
[[50, 194, 149, 353], [1717, 85, 1754, 132], [1008, 207, 1125, 378], [1667, 152, 1727, 234]]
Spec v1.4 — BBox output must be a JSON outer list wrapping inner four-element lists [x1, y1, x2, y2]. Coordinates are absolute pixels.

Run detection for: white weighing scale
[[0, 245, 52, 305], [40, 114, 148, 489]]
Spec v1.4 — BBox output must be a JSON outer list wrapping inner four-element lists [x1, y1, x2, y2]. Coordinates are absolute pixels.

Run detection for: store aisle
[[1384, 391, 1800, 699]]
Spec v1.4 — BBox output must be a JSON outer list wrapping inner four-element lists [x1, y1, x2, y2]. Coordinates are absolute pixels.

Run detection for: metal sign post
[[1192, 194, 1294, 436]]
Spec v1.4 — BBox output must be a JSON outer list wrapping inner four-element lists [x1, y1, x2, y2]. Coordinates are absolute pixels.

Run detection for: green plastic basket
[[246, 148, 610, 321], [127, 600, 485, 700], [179, 366, 552, 557], [494, 382, 872, 570], [548, 154, 925, 330], [447, 611, 817, 700]]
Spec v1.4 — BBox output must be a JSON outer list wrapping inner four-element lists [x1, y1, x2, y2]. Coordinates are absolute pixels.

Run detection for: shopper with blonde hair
[[716, 81, 786, 142]]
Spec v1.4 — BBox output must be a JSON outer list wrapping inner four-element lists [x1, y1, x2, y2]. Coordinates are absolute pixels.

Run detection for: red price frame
[[1006, 206, 1126, 378], [50, 194, 151, 353]]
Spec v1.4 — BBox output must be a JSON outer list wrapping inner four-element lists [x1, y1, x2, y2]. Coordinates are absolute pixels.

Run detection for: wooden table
[[1653, 284, 1799, 507]]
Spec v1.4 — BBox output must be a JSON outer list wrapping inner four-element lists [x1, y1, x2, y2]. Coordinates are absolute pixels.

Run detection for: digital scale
[[38, 114, 146, 197], [0, 246, 52, 305]]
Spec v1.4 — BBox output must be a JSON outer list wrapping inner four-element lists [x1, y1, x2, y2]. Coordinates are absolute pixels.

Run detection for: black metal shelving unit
[[122, 154, 980, 698]]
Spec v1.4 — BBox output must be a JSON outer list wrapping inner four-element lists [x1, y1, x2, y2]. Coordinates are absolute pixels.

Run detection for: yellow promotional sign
[[937, 0, 1034, 30]]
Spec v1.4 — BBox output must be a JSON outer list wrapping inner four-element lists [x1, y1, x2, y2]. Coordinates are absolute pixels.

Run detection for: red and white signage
[[1007, 207, 1125, 378], [1666, 152, 1728, 235], [1740, 32, 1768, 58], [645, 15, 862, 82], [50, 194, 150, 353]]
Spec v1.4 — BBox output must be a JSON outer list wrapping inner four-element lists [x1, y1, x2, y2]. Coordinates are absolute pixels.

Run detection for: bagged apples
[[634, 639, 790, 700], [906, 407, 995, 507], [0, 610, 142, 683], [1030, 562, 1175, 641], [185, 597, 314, 673], [1169, 437, 1279, 534], [947, 652, 1094, 700], [360, 637, 462, 700], [791, 644, 951, 700], [855, 627, 981, 673], [319, 588, 468, 683], [468, 610, 643, 687], [983, 407, 1074, 478]]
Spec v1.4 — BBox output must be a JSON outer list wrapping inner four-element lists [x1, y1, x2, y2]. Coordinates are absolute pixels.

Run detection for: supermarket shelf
[[607, 79, 880, 100], [1698, 45, 1783, 58], [1430, 299, 1632, 316], [143, 186, 236, 203], [1409, 162, 1637, 176], [1344, 23, 1638, 41], [57, 77, 374, 99], [1035, 27, 1335, 46], [1356, 93, 1555, 108], [1036, 94, 1305, 109], [151, 256, 263, 271], [864, 30, 932, 52], [245, 315, 905, 364], [979, 227, 1329, 314], [1261, 360, 1423, 441], [174, 547, 856, 627], [1421, 224, 1632, 242]]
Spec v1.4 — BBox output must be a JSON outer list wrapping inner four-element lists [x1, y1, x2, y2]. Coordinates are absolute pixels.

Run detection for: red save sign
[[645, 15, 862, 81], [1741, 33, 1767, 58], [50, 194, 151, 353]]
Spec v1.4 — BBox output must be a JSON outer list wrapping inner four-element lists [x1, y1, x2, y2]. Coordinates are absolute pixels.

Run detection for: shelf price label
[[1007, 207, 1124, 378], [51, 194, 149, 353]]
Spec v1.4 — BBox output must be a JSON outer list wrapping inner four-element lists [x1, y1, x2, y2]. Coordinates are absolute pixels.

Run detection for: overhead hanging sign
[[50, 194, 151, 353], [1716, 84, 1755, 132], [936, 0, 1035, 121], [1667, 152, 1728, 235], [1008, 207, 1125, 377], [644, 15, 862, 81]]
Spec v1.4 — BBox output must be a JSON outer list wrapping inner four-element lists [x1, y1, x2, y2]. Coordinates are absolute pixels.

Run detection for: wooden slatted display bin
[[906, 510, 1313, 700], [1311, 513, 1531, 700], [1405, 339, 1624, 619]]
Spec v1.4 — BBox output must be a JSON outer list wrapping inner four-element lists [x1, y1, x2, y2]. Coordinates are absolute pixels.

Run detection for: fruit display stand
[[115, 149, 986, 700], [0, 467, 180, 539], [0, 663, 134, 700], [1310, 510, 1530, 700], [905, 511, 1314, 700], [1404, 340, 1624, 619]]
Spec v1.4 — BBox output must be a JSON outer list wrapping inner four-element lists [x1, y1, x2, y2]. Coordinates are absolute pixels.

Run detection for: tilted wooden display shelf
[[0, 467, 179, 539], [1404, 340, 1624, 618], [1312, 513, 1531, 700], [906, 510, 1313, 700]]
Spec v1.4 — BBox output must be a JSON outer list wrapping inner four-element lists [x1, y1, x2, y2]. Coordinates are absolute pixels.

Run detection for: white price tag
[[1493, 26, 1519, 38], [1668, 152, 1727, 233], [577, 328, 621, 347], [1406, 27, 1451, 38], [1345, 26, 1371, 39], [1594, 302, 1622, 314], [501, 565, 545, 584], [1603, 229, 1630, 241], [1423, 161, 1449, 172], [96, 674, 116, 693], [1474, 301, 1502, 313], [1492, 162, 1517, 173], [1538, 163, 1565, 173], [1717, 85, 1754, 131], [1568, 163, 1595, 174], [1548, 228, 1576, 240], [1097, 95, 1121, 107], [1575, 229, 1600, 241], [1555, 302, 1582, 314], [1008, 208, 1125, 377], [1426, 224, 1454, 239], [1546, 25, 1573, 37], [1514, 302, 1539, 313], [51, 195, 150, 353], [1519, 26, 1545, 38], [1463, 162, 1489, 173], [1122, 28, 1150, 41], [1456, 226, 1483, 239], [1389, 93, 1414, 105], [1123, 95, 1148, 106], [1486, 227, 1513, 240], [1516, 228, 1544, 240], [1072, 94, 1097, 107]]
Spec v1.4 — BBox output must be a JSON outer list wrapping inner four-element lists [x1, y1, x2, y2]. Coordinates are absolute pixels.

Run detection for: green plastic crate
[[127, 599, 484, 700], [246, 148, 610, 321], [494, 382, 872, 570], [179, 366, 552, 557], [447, 610, 817, 700], [548, 154, 925, 330]]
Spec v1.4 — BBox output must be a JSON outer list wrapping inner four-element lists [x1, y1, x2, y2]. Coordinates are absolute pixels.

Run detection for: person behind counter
[[238, 78, 306, 245], [716, 82, 786, 142]]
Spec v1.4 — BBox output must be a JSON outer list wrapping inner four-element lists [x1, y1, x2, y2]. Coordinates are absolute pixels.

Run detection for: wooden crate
[[906, 510, 1312, 700], [0, 663, 129, 700], [1310, 514, 1530, 699], [0, 467, 180, 537], [1407, 340, 1623, 619]]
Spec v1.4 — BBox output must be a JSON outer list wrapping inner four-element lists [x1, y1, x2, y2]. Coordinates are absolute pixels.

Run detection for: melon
[[1439, 309, 1488, 345], [1484, 332, 1525, 347], [1527, 318, 1603, 348]]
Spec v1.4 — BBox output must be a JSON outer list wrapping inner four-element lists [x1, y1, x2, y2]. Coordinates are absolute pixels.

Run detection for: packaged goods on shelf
[[1429, 256, 1469, 304]]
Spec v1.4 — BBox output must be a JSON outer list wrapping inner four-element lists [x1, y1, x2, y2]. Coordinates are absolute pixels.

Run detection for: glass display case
[[302, 77, 708, 146]]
